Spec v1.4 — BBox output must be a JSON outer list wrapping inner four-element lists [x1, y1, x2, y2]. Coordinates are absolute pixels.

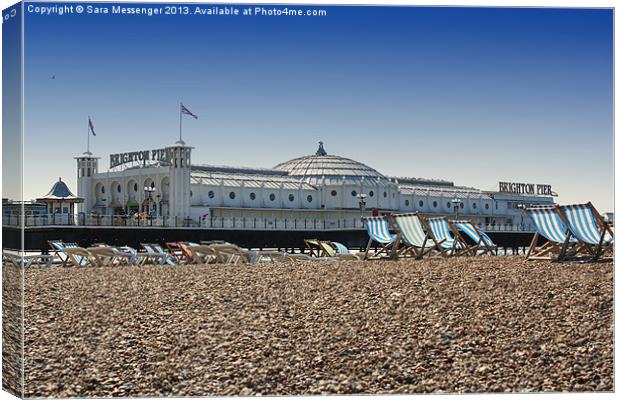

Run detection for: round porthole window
[[208, 190, 215, 198], [369, 191, 374, 197], [447, 202, 451, 208], [250, 193, 256, 200], [307, 195, 313, 203], [229, 192, 236, 200], [405, 200, 410, 206], [269, 193, 276, 201], [460, 203, 464, 209], [433, 201, 438, 208], [419, 200, 424, 207], [331, 190, 337, 197], [288, 194, 295, 202], [351, 190, 357, 197]]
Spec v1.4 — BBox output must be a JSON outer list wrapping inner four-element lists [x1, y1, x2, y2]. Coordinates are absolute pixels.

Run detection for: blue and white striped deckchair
[[392, 213, 442, 259], [332, 242, 349, 254], [48, 240, 95, 267], [558, 202, 613, 261], [144, 243, 176, 265], [525, 206, 580, 261], [421, 217, 469, 256], [452, 220, 497, 256], [362, 216, 398, 259]]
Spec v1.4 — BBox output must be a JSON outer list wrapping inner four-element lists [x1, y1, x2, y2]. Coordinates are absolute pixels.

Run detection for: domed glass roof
[[273, 142, 386, 183]]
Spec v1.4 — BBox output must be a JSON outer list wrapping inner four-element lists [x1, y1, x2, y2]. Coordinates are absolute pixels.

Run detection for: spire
[[316, 141, 327, 156]]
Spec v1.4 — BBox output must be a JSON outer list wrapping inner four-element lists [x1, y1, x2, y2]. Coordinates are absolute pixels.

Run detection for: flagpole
[[87, 117, 91, 154], [178, 102, 183, 144]]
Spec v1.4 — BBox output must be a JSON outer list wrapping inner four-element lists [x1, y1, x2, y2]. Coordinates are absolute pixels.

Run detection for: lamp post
[[357, 193, 367, 225], [144, 186, 156, 216], [452, 198, 462, 219]]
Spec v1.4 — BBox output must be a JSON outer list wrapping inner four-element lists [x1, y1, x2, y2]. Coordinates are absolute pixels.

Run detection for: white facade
[[75, 141, 555, 227]]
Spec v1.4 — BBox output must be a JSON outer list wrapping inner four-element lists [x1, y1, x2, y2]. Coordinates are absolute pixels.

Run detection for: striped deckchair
[[557, 202, 613, 261], [451, 220, 497, 256], [391, 213, 443, 259], [524, 206, 580, 261], [419, 216, 471, 256], [362, 216, 398, 260], [328, 241, 362, 260], [144, 243, 176, 265]]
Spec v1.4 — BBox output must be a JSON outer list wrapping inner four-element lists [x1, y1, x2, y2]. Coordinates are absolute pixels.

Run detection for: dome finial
[[316, 141, 327, 156]]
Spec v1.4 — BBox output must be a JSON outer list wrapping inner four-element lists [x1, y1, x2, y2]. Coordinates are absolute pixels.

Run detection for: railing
[[2, 213, 535, 233]]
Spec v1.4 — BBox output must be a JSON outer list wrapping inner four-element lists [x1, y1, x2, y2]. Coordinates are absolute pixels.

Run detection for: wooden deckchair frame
[[418, 215, 470, 257], [390, 213, 444, 260], [304, 239, 325, 257], [555, 202, 614, 262]]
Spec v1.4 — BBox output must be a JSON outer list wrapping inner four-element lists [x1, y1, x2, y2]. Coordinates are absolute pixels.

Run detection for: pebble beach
[[9, 257, 614, 397]]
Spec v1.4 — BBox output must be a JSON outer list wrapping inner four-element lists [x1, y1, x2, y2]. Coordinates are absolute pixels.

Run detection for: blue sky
[[14, 3, 614, 210]]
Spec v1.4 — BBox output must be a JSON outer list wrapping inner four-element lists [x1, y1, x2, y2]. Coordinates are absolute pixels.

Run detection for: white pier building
[[73, 141, 555, 231]]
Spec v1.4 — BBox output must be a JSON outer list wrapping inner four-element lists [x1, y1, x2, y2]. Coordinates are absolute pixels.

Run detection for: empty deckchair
[[557, 202, 614, 261], [208, 243, 287, 265], [49, 241, 96, 267], [524, 206, 581, 261], [185, 242, 220, 264], [329, 242, 362, 260], [420, 216, 471, 256], [88, 244, 134, 267], [304, 239, 327, 257], [64, 246, 98, 267], [143, 243, 176, 265], [451, 220, 498, 256], [362, 216, 399, 260], [391, 213, 443, 259]]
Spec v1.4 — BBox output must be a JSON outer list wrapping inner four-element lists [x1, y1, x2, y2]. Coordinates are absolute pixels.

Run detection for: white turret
[[75, 153, 99, 214], [167, 143, 193, 221]]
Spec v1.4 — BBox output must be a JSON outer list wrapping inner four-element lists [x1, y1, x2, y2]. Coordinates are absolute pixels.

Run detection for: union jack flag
[[88, 117, 96, 136], [181, 103, 198, 119]]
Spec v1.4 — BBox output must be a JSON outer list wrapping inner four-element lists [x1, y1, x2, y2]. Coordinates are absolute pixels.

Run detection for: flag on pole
[[181, 103, 198, 119], [88, 117, 96, 136]]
